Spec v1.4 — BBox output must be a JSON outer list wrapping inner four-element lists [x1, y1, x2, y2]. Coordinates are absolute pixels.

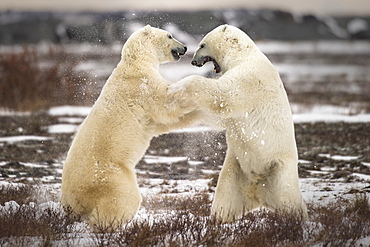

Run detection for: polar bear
[[170, 24, 307, 222], [61, 25, 198, 229]]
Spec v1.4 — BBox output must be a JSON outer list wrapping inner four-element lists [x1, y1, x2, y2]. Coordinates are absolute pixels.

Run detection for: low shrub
[[0, 183, 369, 247], [0, 46, 95, 111]]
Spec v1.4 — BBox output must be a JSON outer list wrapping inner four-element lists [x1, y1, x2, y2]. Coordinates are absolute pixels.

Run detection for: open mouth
[[171, 47, 187, 61], [191, 56, 221, 73], [171, 50, 181, 60]]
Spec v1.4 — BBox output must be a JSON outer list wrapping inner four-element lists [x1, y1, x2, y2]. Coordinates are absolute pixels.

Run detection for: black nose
[[191, 60, 198, 66], [178, 46, 187, 55]]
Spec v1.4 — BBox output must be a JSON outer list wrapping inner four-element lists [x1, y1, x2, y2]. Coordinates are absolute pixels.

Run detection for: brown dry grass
[[1, 184, 369, 246], [0, 46, 96, 111]]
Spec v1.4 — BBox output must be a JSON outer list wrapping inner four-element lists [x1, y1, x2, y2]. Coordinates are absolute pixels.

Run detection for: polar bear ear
[[143, 25, 152, 35]]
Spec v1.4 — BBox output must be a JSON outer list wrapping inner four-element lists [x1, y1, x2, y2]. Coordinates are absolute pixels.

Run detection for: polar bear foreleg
[[262, 160, 307, 217]]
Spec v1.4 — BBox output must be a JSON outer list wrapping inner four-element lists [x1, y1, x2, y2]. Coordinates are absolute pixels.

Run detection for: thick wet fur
[[61, 25, 199, 230], [170, 24, 307, 222]]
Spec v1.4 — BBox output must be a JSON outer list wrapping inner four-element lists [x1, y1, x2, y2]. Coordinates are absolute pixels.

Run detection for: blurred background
[[0, 0, 369, 112], [1, 0, 370, 44]]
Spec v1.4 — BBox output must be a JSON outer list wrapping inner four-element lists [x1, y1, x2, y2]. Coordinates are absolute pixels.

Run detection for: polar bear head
[[122, 25, 187, 64], [191, 24, 256, 73]]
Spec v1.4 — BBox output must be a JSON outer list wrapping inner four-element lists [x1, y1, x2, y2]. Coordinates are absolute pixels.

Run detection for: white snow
[[0, 135, 52, 143], [48, 106, 91, 116], [0, 109, 31, 116], [256, 40, 370, 55], [320, 166, 337, 172], [318, 154, 361, 161], [139, 178, 211, 196], [298, 159, 311, 164], [293, 113, 370, 123], [299, 178, 370, 204], [291, 104, 368, 115], [188, 160, 205, 165], [22, 162, 49, 168], [58, 117, 85, 124], [362, 162, 370, 168], [48, 124, 79, 134], [352, 173, 370, 181], [144, 155, 188, 164], [330, 155, 360, 161]]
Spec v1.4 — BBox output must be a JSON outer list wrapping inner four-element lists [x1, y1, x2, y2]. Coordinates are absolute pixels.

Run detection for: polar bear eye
[[200, 44, 205, 49], [168, 35, 173, 39]]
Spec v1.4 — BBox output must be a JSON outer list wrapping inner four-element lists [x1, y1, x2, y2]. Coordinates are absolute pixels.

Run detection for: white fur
[[170, 25, 307, 222], [61, 25, 198, 229]]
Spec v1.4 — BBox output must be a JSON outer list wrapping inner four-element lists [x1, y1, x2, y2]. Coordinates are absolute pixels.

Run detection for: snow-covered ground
[[1, 104, 369, 202], [1, 40, 369, 245]]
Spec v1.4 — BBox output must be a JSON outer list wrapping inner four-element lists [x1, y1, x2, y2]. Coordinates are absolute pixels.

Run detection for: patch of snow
[[40, 176, 56, 183], [168, 179, 211, 193], [55, 169, 63, 174], [320, 166, 337, 172], [330, 155, 360, 161], [291, 104, 366, 115], [300, 178, 369, 204], [1, 200, 20, 210], [362, 162, 370, 168], [139, 178, 211, 196], [22, 163, 49, 168], [298, 159, 311, 164], [308, 170, 330, 175], [58, 117, 85, 124], [357, 236, 370, 246], [0, 135, 52, 144], [48, 106, 91, 116], [48, 124, 79, 134], [293, 113, 370, 123], [257, 40, 370, 55], [352, 173, 370, 181], [143, 155, 188, 164], [318, 154, 360, 161], [0, 109, 31, 116], [201, 169, 218, 174], [188, 161, 205, 165]]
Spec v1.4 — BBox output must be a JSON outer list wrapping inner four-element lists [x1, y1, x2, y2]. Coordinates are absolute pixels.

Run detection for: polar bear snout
[[171, 46, 187, 61], [192, 55, 221, 73], [191, 59, 200, 66]]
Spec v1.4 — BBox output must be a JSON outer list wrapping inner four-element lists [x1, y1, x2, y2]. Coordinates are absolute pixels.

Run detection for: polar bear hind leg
[[211, 150, 262, 222], [260, 160, 308, 217], [88, 176, 142, 230]]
